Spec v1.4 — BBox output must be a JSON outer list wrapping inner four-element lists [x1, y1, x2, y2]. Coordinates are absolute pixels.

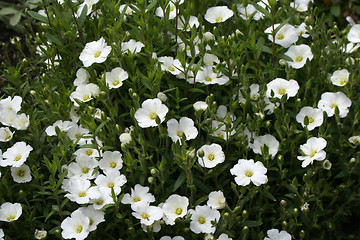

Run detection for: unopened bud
[[197, 149, 204, 158]]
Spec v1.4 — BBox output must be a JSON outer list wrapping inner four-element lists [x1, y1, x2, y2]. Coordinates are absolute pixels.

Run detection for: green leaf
[[241, 220, 263, 227], [0, 7, 18, 15], [172, 171, 186, 192], [27, 10, 48, 23], [44, 33, 62, 46], [9, 11, 21, 26], [94, 118, 110, 135]]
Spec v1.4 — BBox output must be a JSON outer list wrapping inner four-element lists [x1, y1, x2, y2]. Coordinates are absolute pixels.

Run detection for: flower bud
[[300, 230, 305, 239], [148, 176, 154, 184], [242, 226, 249, 234], [280, 199, 287, 207], [323, 160, 332, 170], [197, 149, 204, 158], [293, 208, 299, 217]]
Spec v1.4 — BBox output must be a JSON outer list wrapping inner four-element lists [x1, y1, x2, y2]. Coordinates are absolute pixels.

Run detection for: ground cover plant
[[1, 0, 360, 239]]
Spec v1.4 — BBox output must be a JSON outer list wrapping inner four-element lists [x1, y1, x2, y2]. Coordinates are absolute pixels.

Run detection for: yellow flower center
[[168, 66, 175, 72], [96, 199, 104, 205], [75, 225, 83, 233], [108, 183, 115, 188], [78, 192, 86, 197], [198, 216, 206, 224], [75, 133, 82, 138], [245, 170, 253, 177], [217, 133, 224, 138], [170, 5, 175, 12], [176, 130, 184, 138], [215, 17, 223, 22], [82, 168, 89, 174], [82, 94, 90, 101], [339, 78, 347, 85], [175, 207, 183, 215], [6, 215, 16, 221], [110, 162, 117, 168], [205, 77, 212, 82], [330, 104, 337, 109], [17, 170, 25, 178], [296, 56, 303, 62], [308, 117, 314, 123], [113, 80, 120, 86], [15, 155, 22, 161], [94, 51, 101, 58], [277, 34, 285, 40], [310, 150, 317, 158], [134, 197, 141, 202], [86, 149, 93, 156], [277, 88, 286, 95], [149, 112, 157, 120], [208, 154, 215, 161], [4, 133, 11, 140], [141, 213, 149, 220]]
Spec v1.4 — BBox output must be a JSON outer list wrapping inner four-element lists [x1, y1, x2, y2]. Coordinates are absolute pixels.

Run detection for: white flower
[[0, 228, 4, 240], [0, 202, 22, 222], [317, 91, 352, 118], [74, 68, 90, 86], [218, 233, 232, 240], [188, 205, 220, 234], [296, 106, 324, 131], [296, 22, 311, 38], [204, 6, 234, 24], [197, 143, 225, 168], [11, 113, 30, 130], [73, 147, 100, 159], [78, 206, 105, 232], [98, 151, 123, 174], [11, 164, 32, 183], [158, 56, 182, 75], [63, 177, 100, 204], [94, 170, 127, 196], [119, 4, 138, 15], [0, 109, 16, 126], [34, 229, 47, 239], [195, 66, 229, 85], [61, 209, 90, 240], [167, 117, 198, 144], [66, 124, 90, 144], [119, 132, 132, 145], [203, 53, 220, 66], [297, 137, 327, 168], [132, 204, 163, 226], [134, 98, 169, 128], [121, 39, 145, 54], [237, 4, 263, 20], [177, 16, 199, 31], [330, 69, 349, 87], [264, 24, 298, 48], [69, 83, 100, 106], [155, 0, 184, 20], [264, 229, 291, 240], [67, 155, 99, 179], [266, 78, 299, 99], [348, 136, 360, 145], [160, 237, 185, 240], [121, 184, 155, 210], [79, 37, 111, 67], [290, 0, 313, 12], [207, 190, 226, 209], [284, 44, 313, 69], [193, 101, 208, 111], [0, 127, 13, 142], [76, 0, 99, 17], [230, 159, 267, 186], [105, 67, 128, 89], [347, 24, 360, 43], [1, 141, 33, 167], [251, 134, 279, 158], [0, 95, 22, 112], [89, 187, 115, 210], [162, 194, 189, 225], [45, 120, 77, 136]]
